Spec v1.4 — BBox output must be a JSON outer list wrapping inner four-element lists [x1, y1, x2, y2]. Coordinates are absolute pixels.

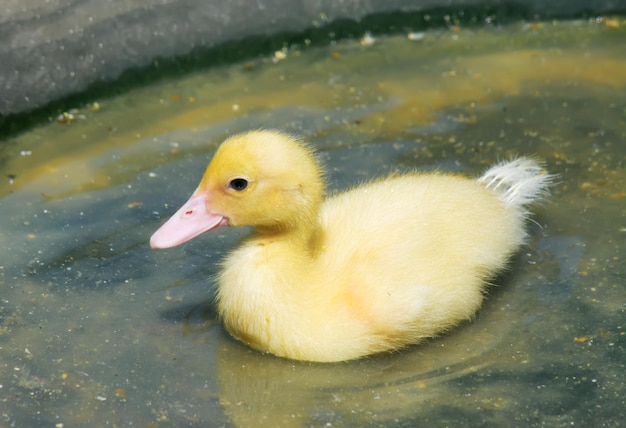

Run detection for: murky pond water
[[1, 19, 625, 427]]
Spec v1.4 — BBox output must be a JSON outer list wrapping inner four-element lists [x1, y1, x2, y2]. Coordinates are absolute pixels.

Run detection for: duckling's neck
[[251, 219, 325, 259], [249, 189, 326, 256]]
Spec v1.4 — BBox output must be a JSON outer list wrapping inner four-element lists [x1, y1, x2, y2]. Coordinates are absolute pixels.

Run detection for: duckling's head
[[150, 130, 325, 249]]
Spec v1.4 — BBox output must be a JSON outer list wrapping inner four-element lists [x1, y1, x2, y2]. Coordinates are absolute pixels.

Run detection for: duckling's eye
[[229, 178, 248, 191]]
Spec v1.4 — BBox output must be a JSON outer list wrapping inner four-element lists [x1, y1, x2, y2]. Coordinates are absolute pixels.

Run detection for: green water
[[1, 19, 625, 427]]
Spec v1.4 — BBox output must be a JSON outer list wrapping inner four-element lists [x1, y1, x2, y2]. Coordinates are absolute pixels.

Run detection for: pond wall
[[1, 0, 625, 117]]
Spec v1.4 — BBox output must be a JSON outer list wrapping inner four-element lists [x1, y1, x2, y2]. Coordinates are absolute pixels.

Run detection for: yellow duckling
[[151, 130, 552, 362]]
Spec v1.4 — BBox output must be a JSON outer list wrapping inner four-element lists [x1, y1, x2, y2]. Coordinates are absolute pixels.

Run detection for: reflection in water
[[1, 20, 625, 426]]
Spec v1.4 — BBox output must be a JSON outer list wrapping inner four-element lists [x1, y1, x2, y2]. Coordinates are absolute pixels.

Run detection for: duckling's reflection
[[210, 320, 497, 427]]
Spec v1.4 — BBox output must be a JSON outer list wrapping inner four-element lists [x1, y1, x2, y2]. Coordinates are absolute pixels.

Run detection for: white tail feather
[[477, 157, 553, 209]]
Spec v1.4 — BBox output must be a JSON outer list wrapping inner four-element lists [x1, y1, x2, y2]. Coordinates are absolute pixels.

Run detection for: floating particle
[[360, 32, 375, 46], [274, 50, 287, 61], [407, 32, 425, 41], [56, 111, 75, 124]]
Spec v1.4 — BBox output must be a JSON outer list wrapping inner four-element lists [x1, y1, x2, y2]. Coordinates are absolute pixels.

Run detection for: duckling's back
[[311, 160, 551, 358]]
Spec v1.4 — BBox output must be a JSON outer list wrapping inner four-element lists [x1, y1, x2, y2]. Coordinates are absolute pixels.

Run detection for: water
[[1, 19, 625, 427]]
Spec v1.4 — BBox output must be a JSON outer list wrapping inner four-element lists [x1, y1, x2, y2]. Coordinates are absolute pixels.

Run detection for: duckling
[[151, 130, 552, 362]]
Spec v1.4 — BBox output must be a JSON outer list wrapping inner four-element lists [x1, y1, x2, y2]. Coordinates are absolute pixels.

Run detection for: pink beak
[[150, 190, 228, 249]]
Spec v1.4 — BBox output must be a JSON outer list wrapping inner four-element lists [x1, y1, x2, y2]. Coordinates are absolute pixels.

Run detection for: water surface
[[1, 19, 625, 427]]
